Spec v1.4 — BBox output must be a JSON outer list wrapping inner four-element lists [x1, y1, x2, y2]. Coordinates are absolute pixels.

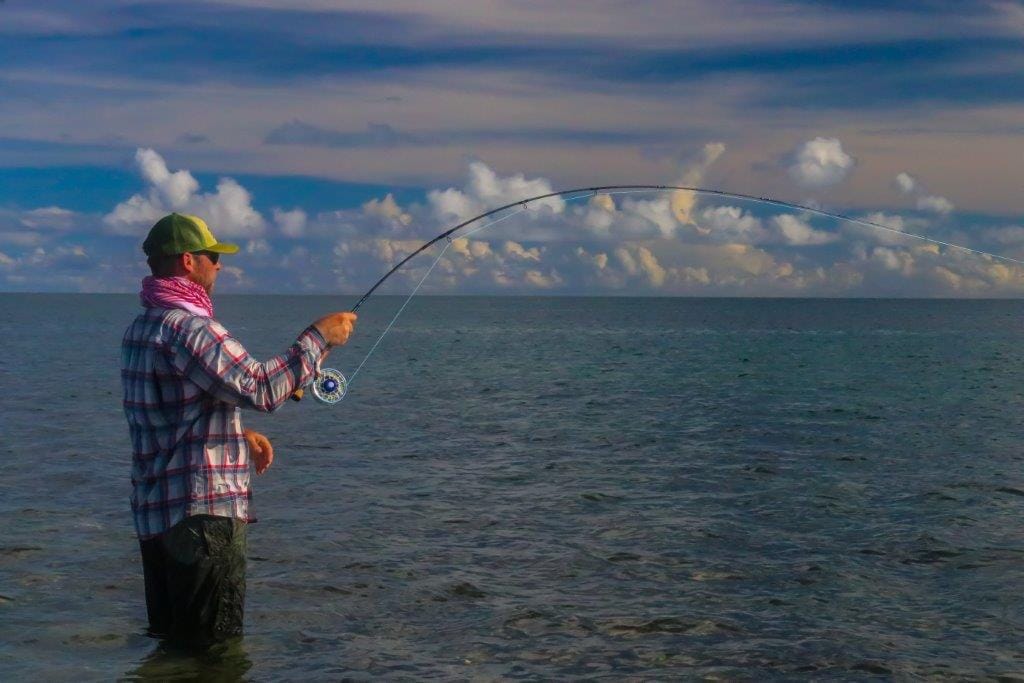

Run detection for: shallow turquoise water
[[1, 294, 1023, 679]]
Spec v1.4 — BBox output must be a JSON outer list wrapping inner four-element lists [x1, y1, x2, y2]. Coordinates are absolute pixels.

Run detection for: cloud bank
[[2, 142, 1023, 297]]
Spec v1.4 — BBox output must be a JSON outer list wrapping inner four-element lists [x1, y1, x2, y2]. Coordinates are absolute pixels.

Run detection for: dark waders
[[139, 514, 247, 645]]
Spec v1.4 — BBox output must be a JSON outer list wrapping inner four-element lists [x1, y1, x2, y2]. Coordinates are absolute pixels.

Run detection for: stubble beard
[[187, 271, 215, 295]]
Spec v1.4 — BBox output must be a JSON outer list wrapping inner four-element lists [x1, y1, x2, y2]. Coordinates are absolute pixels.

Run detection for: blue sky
[[1, 0, 1022, 296]]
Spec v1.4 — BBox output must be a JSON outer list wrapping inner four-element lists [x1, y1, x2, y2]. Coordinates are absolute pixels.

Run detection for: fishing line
[[308, 205, 534, 404], [301, 184, 1023, 404], [347, 241, 451, 384]]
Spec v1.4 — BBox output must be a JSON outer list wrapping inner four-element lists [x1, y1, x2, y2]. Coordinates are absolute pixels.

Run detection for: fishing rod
[[295, 184, 1024, 404]]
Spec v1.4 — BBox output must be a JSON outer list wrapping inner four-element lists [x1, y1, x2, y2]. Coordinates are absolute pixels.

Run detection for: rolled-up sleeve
[[165, 317, 328, 412]]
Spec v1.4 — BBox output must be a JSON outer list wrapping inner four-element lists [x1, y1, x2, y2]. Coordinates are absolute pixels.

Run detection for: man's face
[[187, 252, 221, 294]]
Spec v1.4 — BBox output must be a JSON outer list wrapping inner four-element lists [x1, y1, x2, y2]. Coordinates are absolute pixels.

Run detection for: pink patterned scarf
[[140, 276, 214, 317]]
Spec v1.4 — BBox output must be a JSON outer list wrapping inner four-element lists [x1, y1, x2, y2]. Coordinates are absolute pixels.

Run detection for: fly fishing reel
[[310, 367, 348, 404]]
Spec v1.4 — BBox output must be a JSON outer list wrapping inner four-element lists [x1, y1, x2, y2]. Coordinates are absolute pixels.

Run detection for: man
[[121, 212, 356, 645]]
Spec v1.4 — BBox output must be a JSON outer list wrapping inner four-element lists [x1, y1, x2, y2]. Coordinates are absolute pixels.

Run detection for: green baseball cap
[[142, 213, 240, 256]]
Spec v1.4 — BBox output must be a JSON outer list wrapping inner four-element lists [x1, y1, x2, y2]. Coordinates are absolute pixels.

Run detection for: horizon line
[[2, 291, 1024, 302]]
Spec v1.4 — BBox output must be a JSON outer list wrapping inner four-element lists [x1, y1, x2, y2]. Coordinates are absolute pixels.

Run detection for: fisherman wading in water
[[121, 213, 356, 645]]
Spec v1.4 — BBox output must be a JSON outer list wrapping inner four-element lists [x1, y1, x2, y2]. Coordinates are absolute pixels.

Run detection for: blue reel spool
[[310, 367, 348, 404]]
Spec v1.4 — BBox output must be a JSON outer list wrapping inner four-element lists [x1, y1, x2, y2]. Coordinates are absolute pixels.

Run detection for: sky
[[1, 0, 1023, 297]]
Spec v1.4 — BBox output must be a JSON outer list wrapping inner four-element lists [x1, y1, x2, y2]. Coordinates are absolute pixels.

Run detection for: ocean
[[1, 294, 1023, 679]]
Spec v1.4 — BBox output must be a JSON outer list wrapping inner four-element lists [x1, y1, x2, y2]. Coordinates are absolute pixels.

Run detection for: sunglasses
[[191, 250, 221, 264]]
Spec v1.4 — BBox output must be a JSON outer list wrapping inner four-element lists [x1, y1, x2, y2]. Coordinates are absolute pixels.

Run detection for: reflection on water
[[124, 637, 252, 682]]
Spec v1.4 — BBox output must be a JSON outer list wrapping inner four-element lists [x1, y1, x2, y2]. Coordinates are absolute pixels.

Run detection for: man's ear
[[180, 252, 195, 273]]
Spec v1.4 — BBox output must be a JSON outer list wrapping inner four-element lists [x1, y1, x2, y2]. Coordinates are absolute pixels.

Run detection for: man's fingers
[[313, 311, 358, 346]]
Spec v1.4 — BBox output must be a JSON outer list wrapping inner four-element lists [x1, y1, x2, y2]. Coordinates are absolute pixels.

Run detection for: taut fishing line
[[305, 204, 535, 404], [299, 185, 1024, 404]]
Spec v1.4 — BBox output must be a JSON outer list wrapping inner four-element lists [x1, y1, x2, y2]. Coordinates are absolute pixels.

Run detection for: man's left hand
[[244, 429, 275, 475]]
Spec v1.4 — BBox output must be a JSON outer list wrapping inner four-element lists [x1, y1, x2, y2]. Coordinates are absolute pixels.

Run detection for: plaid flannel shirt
[[121, 307, 327, 539]]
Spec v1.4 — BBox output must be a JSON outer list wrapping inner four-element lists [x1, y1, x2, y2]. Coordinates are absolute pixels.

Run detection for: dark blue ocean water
[[1, 294, 1023, 679]]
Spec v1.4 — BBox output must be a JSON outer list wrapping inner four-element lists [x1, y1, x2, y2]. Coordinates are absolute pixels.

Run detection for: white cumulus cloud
[[916, 195, 955, 215], [787, 137, 855, 188], [698, 205, 767, 242], [635, 246, 667, 287], [450, 237, 493, 260], [137, 147, 198, 208], [503, 240, 542, 261], [622, 197, 679, 239], [104, 148, 266, 238], [581, 193, 617, 237], [362, 193, 412, 227], [891, 170, 955, 216], [524, 269, 562, 289], [428, 161, 565, 224], [245, 238, 272, 256], [772, 214, 837, 245], [273, 208, 307, 238], [671, 141, 725, 225], [17, 148, 1002, 297], [612, 244, 668, 287], [895, 172, 917, 195], [871, 246, 913, 274], [846, 211, 937, 247], [368, 238, 422, 265]]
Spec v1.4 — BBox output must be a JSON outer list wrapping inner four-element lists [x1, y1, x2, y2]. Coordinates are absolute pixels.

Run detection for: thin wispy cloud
[[990, 1, 1024, 35], [264, 120, 674, 149]]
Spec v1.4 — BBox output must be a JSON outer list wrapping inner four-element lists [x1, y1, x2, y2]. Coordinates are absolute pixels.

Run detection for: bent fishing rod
[[294, 184, 1024, 404]]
